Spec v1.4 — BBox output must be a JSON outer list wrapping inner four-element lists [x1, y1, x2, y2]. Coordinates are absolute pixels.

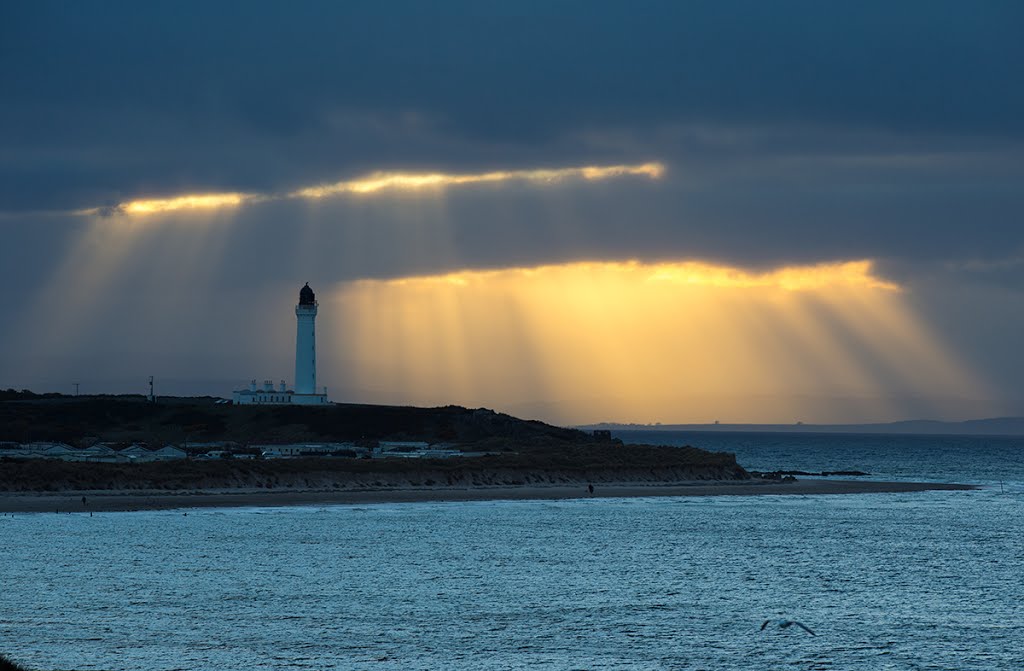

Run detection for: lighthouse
[[231, 283, 329, 405], [295, 282, 318, 395], [289, 282, 329, 404]]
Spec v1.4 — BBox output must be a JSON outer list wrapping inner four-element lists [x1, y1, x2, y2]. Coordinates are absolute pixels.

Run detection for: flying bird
[[761, 618, 816, 635]]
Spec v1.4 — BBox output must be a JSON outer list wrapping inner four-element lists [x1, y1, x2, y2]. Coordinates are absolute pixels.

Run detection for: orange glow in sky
[[327, 259, 984, 424]]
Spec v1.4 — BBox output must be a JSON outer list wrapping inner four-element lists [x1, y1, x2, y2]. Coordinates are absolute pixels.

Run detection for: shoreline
[[0, 479, 978, 513]]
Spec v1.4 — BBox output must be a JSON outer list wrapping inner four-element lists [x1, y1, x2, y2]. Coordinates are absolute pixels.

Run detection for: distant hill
[[581, 417, 1024, 436]]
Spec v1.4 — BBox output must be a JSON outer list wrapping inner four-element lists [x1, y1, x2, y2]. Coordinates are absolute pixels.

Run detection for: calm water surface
[[2, 433, 1023, 670], [618, 430, 1024, 487]]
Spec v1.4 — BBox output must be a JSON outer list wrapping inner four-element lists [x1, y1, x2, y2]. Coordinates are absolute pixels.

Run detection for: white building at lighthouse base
[[232, 379, 328, 405]]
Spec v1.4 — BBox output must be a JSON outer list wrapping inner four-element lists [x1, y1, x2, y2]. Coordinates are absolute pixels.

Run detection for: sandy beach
[[0, 479, 977, 513]]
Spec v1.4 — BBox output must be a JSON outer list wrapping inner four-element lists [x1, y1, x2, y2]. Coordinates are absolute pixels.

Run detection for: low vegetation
[[0, 443, 746, 492]]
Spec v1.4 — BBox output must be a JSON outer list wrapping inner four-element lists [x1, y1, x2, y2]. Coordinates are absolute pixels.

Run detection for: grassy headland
[[0, 393, 747, 493]]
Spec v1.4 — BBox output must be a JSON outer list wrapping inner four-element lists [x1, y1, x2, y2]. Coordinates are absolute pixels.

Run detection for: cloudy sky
[[2, 1, 1023, 424]]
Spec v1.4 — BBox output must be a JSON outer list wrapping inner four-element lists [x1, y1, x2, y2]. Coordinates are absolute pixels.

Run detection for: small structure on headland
[[0, 442, 189, 462], [233, 283, 330, 405]]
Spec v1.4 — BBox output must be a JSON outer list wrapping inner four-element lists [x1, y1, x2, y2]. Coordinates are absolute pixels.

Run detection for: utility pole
[[72, 382, 79, 397]]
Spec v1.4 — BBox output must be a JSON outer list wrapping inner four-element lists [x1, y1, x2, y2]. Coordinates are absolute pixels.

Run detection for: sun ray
[[11, 206, 252, 388], [326, 259, 986, 424]]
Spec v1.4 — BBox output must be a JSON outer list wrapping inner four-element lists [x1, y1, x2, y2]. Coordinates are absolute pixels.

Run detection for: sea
[[1, 431, 1022, 671]]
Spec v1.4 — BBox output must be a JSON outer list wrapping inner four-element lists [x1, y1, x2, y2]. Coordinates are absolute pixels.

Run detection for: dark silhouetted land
[[0, 393, 977, 510], [0, 393, 745, 495], [0, 653, 29, 671]]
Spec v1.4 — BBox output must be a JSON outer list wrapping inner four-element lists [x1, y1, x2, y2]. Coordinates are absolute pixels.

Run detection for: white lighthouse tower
[[231, 283, 329, 405], [295, 282, 317, 394], [292, 282, 328, 404]]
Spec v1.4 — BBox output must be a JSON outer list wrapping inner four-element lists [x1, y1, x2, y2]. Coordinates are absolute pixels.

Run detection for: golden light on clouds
[[119, 192, 255, 215], [410, 259, 899, 292], [328, 259, 984, 424], [82, 161, 665, 217], [644, 260, 900, 291], [292, 162, 665, 198], [74, 192, 258, 217]]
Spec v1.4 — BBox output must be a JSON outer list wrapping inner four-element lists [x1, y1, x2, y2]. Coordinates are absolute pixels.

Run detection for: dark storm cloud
[[2, 0, 1023, 211], [4, 1, 1024, 388]]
